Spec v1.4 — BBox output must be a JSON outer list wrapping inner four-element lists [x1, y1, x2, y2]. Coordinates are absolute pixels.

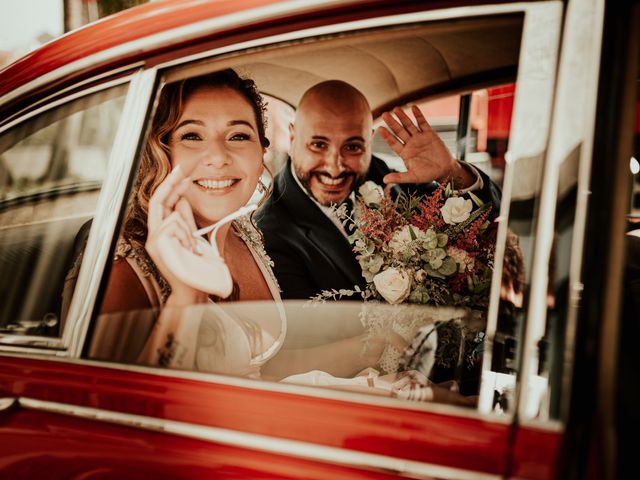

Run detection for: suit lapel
[[278, 160, 363, 287]]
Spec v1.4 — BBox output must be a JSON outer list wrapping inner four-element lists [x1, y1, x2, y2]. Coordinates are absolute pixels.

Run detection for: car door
[[1, 1, 582, 478]]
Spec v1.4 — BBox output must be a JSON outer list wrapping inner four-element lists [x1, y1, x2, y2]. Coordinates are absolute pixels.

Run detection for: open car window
[[84, 7, 567, 419]]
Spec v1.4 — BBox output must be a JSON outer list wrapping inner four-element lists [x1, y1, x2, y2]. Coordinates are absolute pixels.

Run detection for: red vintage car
[[0, 0, 638, 478]]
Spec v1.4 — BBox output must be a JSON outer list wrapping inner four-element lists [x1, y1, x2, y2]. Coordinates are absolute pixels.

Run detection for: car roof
[[0, 0, 524, 117], [0, 0, 292, 103]]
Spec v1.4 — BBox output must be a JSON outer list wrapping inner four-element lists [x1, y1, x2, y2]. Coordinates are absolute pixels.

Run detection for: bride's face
[[169, 86, 264, 227]]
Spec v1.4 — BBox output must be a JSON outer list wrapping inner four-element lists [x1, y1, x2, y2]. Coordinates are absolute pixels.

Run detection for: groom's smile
[[304, 170, 356, 204]]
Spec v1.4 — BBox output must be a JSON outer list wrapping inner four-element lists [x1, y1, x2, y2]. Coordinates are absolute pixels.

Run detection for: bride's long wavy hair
[[123, 69, 272, 245]]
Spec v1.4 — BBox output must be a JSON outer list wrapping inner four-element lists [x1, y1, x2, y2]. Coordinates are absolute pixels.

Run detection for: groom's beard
[[295, 167, 366, 206]]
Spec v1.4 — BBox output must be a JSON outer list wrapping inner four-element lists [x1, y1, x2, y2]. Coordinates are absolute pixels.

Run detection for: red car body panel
[[487, 84, 515, 140], [0, 356, 512, 475], [0, 410, 402, 479]]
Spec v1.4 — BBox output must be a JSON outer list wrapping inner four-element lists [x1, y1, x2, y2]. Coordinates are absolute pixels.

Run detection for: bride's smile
[[194, 177, 241, 192]]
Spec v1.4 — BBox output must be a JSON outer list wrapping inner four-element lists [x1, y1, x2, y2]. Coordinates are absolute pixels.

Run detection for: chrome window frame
[[67, 68, 158, 356], [477, 1, 565, 418], [517, 0, 606, 425]]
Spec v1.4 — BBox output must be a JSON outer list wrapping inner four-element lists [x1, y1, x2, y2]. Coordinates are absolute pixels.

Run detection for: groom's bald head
[[289, 80, 373, 205]]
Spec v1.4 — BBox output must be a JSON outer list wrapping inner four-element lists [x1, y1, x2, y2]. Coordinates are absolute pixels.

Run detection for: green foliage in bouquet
[[314, 180, 496, 309]]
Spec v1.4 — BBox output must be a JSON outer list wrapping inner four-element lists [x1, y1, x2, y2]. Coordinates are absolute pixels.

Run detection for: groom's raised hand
[[377, 105, 475, 188]]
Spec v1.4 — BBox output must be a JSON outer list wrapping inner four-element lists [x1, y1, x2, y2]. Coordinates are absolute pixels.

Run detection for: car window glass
[[87, 15, 537, 413], [0, 84, 127, 338]]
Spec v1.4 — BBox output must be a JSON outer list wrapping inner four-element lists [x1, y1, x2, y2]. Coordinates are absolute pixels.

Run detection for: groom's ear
[[288, 123, 295, 146]]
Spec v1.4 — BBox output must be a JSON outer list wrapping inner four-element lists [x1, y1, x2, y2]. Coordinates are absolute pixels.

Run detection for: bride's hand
[[146, 165, 232, 304], [146, 165, 202, 302]]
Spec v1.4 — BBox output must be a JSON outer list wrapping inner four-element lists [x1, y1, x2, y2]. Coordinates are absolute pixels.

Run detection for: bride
[[94, 69, 472, 405]]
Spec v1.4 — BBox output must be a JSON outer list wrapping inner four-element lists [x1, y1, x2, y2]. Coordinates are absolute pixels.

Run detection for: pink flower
[[447, 246, 475, 272]]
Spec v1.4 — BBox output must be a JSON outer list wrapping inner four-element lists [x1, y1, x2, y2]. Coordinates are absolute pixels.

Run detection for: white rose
[[441, 196, 473, 224], [358, 181, 384, 205], [373, 268, 412, 304]]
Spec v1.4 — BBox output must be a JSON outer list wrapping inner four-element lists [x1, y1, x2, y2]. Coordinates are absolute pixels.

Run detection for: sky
[[0, 0, 64, 53]]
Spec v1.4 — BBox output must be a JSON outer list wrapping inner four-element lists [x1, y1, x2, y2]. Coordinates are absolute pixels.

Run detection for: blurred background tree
[[97, 0, 150, 16], [63, 0, 150, 31]]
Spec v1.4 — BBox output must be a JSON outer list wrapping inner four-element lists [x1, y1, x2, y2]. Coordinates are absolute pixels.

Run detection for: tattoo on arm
[[157, 333, 177, 367]]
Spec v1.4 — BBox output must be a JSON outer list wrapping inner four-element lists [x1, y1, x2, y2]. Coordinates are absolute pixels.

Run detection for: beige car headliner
[[166, 13, 523, 115]]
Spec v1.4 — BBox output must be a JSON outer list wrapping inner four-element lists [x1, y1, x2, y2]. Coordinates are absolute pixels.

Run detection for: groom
[[256, 80, 501, 300]]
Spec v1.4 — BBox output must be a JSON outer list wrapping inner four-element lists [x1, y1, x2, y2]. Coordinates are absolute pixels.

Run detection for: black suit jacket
[[256, 156, 501, 300]]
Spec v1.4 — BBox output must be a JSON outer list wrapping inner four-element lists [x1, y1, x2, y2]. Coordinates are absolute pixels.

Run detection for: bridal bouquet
[[316, 179, 495, 308], [311, 179, 494, 378]]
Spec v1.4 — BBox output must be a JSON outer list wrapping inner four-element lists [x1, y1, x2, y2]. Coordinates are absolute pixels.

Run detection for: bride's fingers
[[165, 211, 197, 251], [175, 198, 198, 251], [148, 191, 165, 235], [150, 165, 185, 204], [163, 177, 191, 211], [148, 166, 189, 232], [391, 375, 411, 391], [156, 221, 191, 253], [149, 175, 179, 233]]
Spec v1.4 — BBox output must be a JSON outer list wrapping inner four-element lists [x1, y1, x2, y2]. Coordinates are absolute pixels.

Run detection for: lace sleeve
[[234, 217, 281, 293]]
